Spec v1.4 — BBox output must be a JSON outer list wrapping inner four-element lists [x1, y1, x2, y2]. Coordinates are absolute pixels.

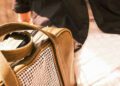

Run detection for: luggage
[[0, 23, 76, 86]]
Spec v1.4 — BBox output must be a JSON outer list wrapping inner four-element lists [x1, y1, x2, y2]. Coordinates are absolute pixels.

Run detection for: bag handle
[[0, 23, 55, 38], [0, 22, 62, 86], [0, 52, 19, 86]]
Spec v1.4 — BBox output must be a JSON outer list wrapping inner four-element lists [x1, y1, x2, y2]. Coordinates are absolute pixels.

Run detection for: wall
[[0, 0, 17, 24]]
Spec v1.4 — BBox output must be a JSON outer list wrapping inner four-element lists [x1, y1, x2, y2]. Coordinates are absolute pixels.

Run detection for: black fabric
[[89, 0, 120, 34], [14, 0, 120, 44], [14, 0, 31, 13], [61, 0, 89, 44]]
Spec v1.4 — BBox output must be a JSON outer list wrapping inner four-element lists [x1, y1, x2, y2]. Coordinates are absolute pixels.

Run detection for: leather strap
[[0, 52, 19, 86], [1, 31, 33, 62], [0, 23, 61, 86]]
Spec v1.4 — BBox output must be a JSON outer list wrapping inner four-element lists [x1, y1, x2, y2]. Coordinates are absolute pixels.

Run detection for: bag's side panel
[[42, 27, 76, 86], [56, 30, 76, 86]]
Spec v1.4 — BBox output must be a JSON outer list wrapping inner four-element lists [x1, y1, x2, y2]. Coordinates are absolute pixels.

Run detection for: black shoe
[[74, 40, 82, 52]]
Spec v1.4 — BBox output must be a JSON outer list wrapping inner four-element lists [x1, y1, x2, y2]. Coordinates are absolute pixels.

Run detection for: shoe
[[74, 40, 82, 52]]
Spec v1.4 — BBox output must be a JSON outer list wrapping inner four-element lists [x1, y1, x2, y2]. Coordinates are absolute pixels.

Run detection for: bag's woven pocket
[[14, 31, 63, 86], [16, 45, 61, 86]]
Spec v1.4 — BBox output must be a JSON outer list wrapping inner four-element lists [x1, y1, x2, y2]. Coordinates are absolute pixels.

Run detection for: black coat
[[14, 0, 120, 44]]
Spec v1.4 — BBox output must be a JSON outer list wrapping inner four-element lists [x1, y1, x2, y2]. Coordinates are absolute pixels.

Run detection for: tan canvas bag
[[0, 23, 76, 86]]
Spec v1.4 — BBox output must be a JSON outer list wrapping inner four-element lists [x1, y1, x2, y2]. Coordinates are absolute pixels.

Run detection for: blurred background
[[0, 0, 17, 24]]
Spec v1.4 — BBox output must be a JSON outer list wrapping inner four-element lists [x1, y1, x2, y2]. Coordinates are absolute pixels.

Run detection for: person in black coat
[[14, 0, 120, 50]]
